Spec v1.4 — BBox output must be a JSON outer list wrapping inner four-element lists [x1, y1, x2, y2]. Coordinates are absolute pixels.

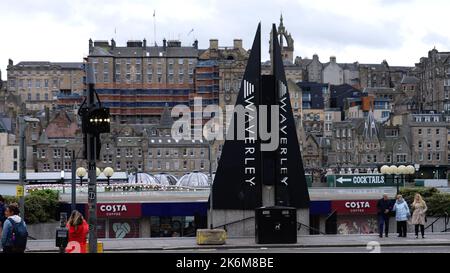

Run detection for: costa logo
[[345, 201, 371, 209], [100, 204, 128, 213]]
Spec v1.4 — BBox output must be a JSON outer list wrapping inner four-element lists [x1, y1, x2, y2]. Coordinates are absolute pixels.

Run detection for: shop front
[[94, 203, 142, 239], [331, 200, 378, 234]]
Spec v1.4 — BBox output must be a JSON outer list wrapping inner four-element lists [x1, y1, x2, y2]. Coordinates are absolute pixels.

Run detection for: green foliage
[[2, 189, 59, 224], [400, 187, 450, 216]]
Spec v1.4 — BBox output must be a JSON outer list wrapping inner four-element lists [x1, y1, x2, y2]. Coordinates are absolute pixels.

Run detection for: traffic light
[[82, 107, 111, 135]]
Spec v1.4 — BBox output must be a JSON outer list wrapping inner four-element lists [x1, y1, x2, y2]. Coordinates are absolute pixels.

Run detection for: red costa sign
[[331, 200, 377, 215], [96, 203, 141, 219]]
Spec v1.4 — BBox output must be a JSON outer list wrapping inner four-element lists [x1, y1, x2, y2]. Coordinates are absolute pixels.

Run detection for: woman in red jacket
[[65, 210, 89, 253]]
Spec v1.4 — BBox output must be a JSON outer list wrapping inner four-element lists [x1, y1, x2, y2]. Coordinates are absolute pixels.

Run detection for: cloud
[[0, 0, 448, 74]]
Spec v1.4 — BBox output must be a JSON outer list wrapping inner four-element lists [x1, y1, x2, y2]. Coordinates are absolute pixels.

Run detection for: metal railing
[[424, 212, 449, 232]]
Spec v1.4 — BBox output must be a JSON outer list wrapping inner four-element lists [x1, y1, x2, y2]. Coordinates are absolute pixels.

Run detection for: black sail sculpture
[[271, 24, 310, 208], [211, 23, 309, 210], [211, 24, 262, 209]]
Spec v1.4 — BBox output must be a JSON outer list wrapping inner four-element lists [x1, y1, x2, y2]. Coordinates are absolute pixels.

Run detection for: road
[[109, 245, 450, 253]]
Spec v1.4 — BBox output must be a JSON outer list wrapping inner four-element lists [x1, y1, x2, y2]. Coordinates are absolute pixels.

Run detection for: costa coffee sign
[[331, 200, 377, 215], [96, 203, 141, 219]]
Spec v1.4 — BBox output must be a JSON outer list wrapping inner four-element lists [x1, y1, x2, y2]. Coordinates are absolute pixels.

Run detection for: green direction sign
[[330, 174, 397, 187]]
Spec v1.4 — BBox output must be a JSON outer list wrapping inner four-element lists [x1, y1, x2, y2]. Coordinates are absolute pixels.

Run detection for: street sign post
[[329, 174, 398, 187]]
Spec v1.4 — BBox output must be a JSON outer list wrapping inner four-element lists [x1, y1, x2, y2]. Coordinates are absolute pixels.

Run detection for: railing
[[213, 216, 255, 232], [424, 212, 449, 232], [297, 222, 326, 235]]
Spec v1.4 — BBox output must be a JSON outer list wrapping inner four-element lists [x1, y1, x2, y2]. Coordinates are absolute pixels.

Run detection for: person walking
[[393, 194, 410, 237], [1, 203, 28, 253], [411, 193, 427, 239], [377, 194, 392, 238], [65, 210, 89, 253]]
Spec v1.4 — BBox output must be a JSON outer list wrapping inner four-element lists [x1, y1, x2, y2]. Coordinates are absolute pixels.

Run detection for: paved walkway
[[26, 232, 450, 252]]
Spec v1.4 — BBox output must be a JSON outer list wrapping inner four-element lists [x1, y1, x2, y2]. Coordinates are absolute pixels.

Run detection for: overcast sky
[[2, 0, 450, 76]]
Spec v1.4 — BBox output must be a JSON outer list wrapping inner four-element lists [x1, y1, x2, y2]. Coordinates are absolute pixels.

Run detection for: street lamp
[[18, 115, 40, 219], [398, 165, 407, 194], [76, 167, 87, 186], [204, 124, 216, 229], [406, 165, 415, 184], [103, 167, 114, 186]]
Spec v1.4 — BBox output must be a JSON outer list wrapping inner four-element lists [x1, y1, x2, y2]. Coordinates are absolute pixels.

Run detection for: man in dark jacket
[[377, 194, 392, 238]]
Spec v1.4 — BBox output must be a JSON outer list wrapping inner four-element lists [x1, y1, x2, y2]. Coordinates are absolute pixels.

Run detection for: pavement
[[26, 232, 450, 253]]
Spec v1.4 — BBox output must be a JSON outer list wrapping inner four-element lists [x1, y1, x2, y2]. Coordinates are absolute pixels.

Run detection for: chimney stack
[[163, 38, 167, 50], [233, 39, 242, 49], [89, 38, 93, 53], [8, 59, 13, 68], [209, 39, 218, 50], [111, 39, 116, 50], [143, 38, 147, 48], [193, 39, 198, 49]]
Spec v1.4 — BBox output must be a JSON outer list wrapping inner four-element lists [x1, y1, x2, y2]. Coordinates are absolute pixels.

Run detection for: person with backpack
[[392, 194, 410, 237], [0, 195, 6, 234], [65, 210, 89, 253], [1, 203, 28, 253]]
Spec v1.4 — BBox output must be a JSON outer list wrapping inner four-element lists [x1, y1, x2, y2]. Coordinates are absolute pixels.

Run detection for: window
[[436, 140, 441, 149], [148, 161, 153, 170], [44, 79, 49, 88], [427, 128, 431, 135], [126, 161, 133, 170], [178, 59, 184, 65], [28, 79, 32, 89], [418, 129, 422, 135], [428, 153, 432, 161], [148, 149, 153, 157], [200, 161, 205, 169], [200, 149, 205, 157], [126, 148, 133, 157], [436, 153, 441, 161], [43, 163, 50, 172], [190, 149, 194, 156], [183, 148, 188, 156], [157, 149, 161, 157], [419, 153, 423, 161], [138, 148, 142, 157], [418, 141, 423, 149], [36, 93, 40, 100], [116, 148, 121, 157], [27, 93, 31, 101], [386, 154, 392, 163], [104, 72, 109, 83], [64, 162, 71, 171], [427, 141, 432, 149], [102, 154, 108, 163], [13, 149, 17, 159], [36, 79, 41, 89], [40, 149, 46, 158], [436, 129, 440, 135], [157, 161, 161, 170], [165, 150, 170, 157], [64, 149, 70, 158], [53, 149, 61, 158], [138, 162, 143, 171], [116, 161, 121, 170], [174, 161, 180, 169], [183, 160, 187, 169], [165, 162, 170, 170], [45, 93, 49, 100], [53, 79, 58, 88], [54, 162, 62, 171]]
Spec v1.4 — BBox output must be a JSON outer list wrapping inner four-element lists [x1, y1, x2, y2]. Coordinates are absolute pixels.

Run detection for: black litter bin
[[255, 206, 297, 244]]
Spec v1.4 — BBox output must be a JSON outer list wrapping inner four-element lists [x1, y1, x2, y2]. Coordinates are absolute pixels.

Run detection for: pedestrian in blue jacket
[[393, 194, 410, 237]]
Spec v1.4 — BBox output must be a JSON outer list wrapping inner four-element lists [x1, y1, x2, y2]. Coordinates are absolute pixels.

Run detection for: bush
[[2, 189, 59, 224], [400, 187, 450, 216]]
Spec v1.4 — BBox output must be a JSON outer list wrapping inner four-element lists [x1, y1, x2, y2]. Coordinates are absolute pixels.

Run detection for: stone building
[[407, 112, 450, 178], [88, 38, 200, 125], [6, 60, 84, 111], [414, 48, 450, 113]]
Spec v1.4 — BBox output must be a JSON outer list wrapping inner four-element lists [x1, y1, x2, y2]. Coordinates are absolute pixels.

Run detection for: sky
[[1, 0, 450, 77]]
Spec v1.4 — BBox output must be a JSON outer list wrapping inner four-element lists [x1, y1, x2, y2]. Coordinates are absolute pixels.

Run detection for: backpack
[[7, 218, 28, 252]]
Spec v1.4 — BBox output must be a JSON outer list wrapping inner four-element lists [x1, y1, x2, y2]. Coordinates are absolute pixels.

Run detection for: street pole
[[86, 63, 98, 253], [18, 116, 26, 219], [208, 142, 213, 229], [396, 174, 399, 195], [71, 150, 76, 212]]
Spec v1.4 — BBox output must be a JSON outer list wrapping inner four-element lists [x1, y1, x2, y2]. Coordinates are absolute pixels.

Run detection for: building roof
[[45, 111, 79, 138], [90, 45, 199, 58], [401, 75, 419, 84]]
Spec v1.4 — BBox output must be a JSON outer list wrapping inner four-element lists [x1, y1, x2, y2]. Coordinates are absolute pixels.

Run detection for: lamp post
[[18, 115, 40, 219], [398, 165, 407, 194], [406, 165, 415, 185], [76, 167, 87, 186], [390, 165, 400, 195], [103, 167, 114, 186]]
